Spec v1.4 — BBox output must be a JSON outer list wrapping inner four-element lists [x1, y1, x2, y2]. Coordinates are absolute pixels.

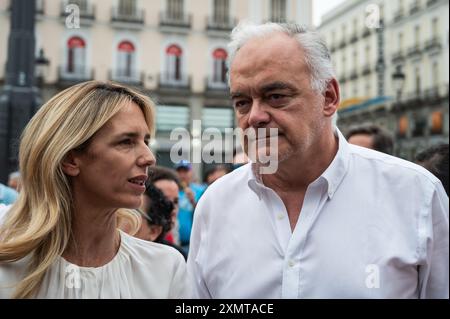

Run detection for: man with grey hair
[[187, 22, 448, 298]]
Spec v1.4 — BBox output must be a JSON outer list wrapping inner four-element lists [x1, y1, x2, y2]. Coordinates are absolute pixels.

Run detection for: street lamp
[[35, 48, 50, 86], [392, 65, 406, 102]]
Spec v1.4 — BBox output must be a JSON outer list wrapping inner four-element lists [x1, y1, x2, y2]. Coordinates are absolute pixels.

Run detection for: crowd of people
[[0, 21, 448, 299]]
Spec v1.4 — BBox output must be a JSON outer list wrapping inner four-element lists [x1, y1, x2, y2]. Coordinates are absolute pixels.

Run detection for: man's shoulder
[[348, 144, 440, 186]]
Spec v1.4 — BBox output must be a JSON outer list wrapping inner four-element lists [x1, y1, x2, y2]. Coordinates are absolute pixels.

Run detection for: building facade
[[319, 0, 449, 160], [0, 0, 312, 178]]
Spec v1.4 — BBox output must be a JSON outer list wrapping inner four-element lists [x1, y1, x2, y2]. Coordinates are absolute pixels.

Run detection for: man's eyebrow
[[230, 92, 247, 99], [260, 82, 296, 92]]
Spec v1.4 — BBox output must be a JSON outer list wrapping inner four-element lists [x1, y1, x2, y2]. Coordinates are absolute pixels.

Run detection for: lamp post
[[35, 48, 50, 87], [392, 65, 406, 102], [0, 0, 41, 183]]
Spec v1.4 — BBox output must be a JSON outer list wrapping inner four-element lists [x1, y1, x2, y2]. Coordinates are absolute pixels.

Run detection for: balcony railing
[[206, 16, 237, 32], [159, 12, 192, 29], [349, 33, 358, 44], [58, 65, 94, 84], [409, 1, 420, 15], [111, 7, 145, 24], [205, 77, 228, 92], [407, 45, 421, 57], [362, 28, 371, 38], [109, 69, 144, 86], [361, 64, 371, 76], [60, 1, 95, 20], [349, 70, 358, 80], [424, 37, 442, 52], [158, 73, 191, 90], [391, 50, 405, 63], [393, 9, 404, 23]]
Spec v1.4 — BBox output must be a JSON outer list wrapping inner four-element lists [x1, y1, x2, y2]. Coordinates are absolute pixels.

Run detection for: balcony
[[339, 39, 346, 49], [391, 50, 405, 63], [111, 7, 145, 25], [349, 70, 358, 80], [157, 73, 191, 90], [329, 44, 336, 53], [109, 69, 144, 86], [424, 37, 442, 52], [205, 77, 228, 93], [60, 1, 95, 21], [58, 66, 94, 86], [159, 12, 192, 30], [349, 33, 358, 44], [362, 28, 371, 38], [361, 64, 372, 76], [206, 16, 237, 33], [427, 0, 439, 7], [339, 74, 347, 83], [407, 45, 422, 58], [409, 1, 420, 15], [393, 9, 404, 23]]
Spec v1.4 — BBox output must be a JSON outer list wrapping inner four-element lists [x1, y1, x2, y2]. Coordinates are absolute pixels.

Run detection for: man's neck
[[262, 132, 338, 193]]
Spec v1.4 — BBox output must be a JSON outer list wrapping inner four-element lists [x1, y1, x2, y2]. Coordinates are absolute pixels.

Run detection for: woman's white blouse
[[0, 211, 190, 299]]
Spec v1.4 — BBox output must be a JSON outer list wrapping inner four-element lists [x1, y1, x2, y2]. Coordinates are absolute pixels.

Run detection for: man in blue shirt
[[174, 160, 205, 253]]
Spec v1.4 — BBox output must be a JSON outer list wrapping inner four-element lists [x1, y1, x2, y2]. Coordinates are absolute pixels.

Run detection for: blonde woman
[[0, 81, 189, 298]]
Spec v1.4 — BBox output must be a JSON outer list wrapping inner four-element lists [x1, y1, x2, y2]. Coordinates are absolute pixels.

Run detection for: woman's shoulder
[[119, 230, 186, 265]]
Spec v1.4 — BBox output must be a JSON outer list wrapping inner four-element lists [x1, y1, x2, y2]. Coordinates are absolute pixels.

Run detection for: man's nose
[[247, 100, 270, 128]]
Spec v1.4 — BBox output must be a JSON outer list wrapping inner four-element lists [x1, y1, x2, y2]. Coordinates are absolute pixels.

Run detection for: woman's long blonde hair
[[0, 81, 155, 298]]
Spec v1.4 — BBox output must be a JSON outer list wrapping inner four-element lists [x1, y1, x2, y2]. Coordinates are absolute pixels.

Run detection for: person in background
[[135, 184, 187, 260], [147, 166, 181, 245], [0, 183, 18, 206], [203, 165, 230, 186], [174, 160, 206, 253], [0, 81, 189, 298], [7, 172, 21, 192], [416, 143, 449, 196], [346, 124, 394, 155]]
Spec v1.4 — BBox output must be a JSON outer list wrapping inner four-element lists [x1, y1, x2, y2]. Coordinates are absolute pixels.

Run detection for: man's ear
[[61, 151, 81, 177], [323, 78, 340, 117]]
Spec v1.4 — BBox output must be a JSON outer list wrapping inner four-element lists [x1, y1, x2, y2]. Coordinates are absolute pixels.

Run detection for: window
[[415, 67, 421, 95], [167, 0, 184, 20], [156, 105, 190, 132], [212, 48, 228, 84], [431, 111, 443, 135], [412, 114, 427, 137], [67, 36, 86, 74], [432, 17, 439, 37], [118, 0, 136, 15], [398, 116, 408, 137], [414, 25, 420, 46], [166, 44, 183, 81], [202, 107, 234, 132], [270, 0, 286, 23], [398, 32, 403, 50], [117, 41, 135, 77], [213, 0, 230, 24], [71, 0, 88, 12]]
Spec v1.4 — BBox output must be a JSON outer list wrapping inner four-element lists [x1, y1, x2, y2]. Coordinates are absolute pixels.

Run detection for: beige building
[[319, 0, 449, 159], [0, 0, 312, 178]]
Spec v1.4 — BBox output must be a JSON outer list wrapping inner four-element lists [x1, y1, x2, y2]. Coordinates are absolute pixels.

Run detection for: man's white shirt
[[187, 129, 449, 298]]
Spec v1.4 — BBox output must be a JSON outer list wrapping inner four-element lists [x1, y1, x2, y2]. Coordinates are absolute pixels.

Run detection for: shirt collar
[[247, 127, 350, 200]]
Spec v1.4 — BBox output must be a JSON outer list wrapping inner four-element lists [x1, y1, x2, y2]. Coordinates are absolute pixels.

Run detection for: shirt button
[[288, 260, 295, 267], [277, 214, 285, 220]]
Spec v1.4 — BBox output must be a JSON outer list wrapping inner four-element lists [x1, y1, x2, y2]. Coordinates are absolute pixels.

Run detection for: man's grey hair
[[228, 22, 336, 95]]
